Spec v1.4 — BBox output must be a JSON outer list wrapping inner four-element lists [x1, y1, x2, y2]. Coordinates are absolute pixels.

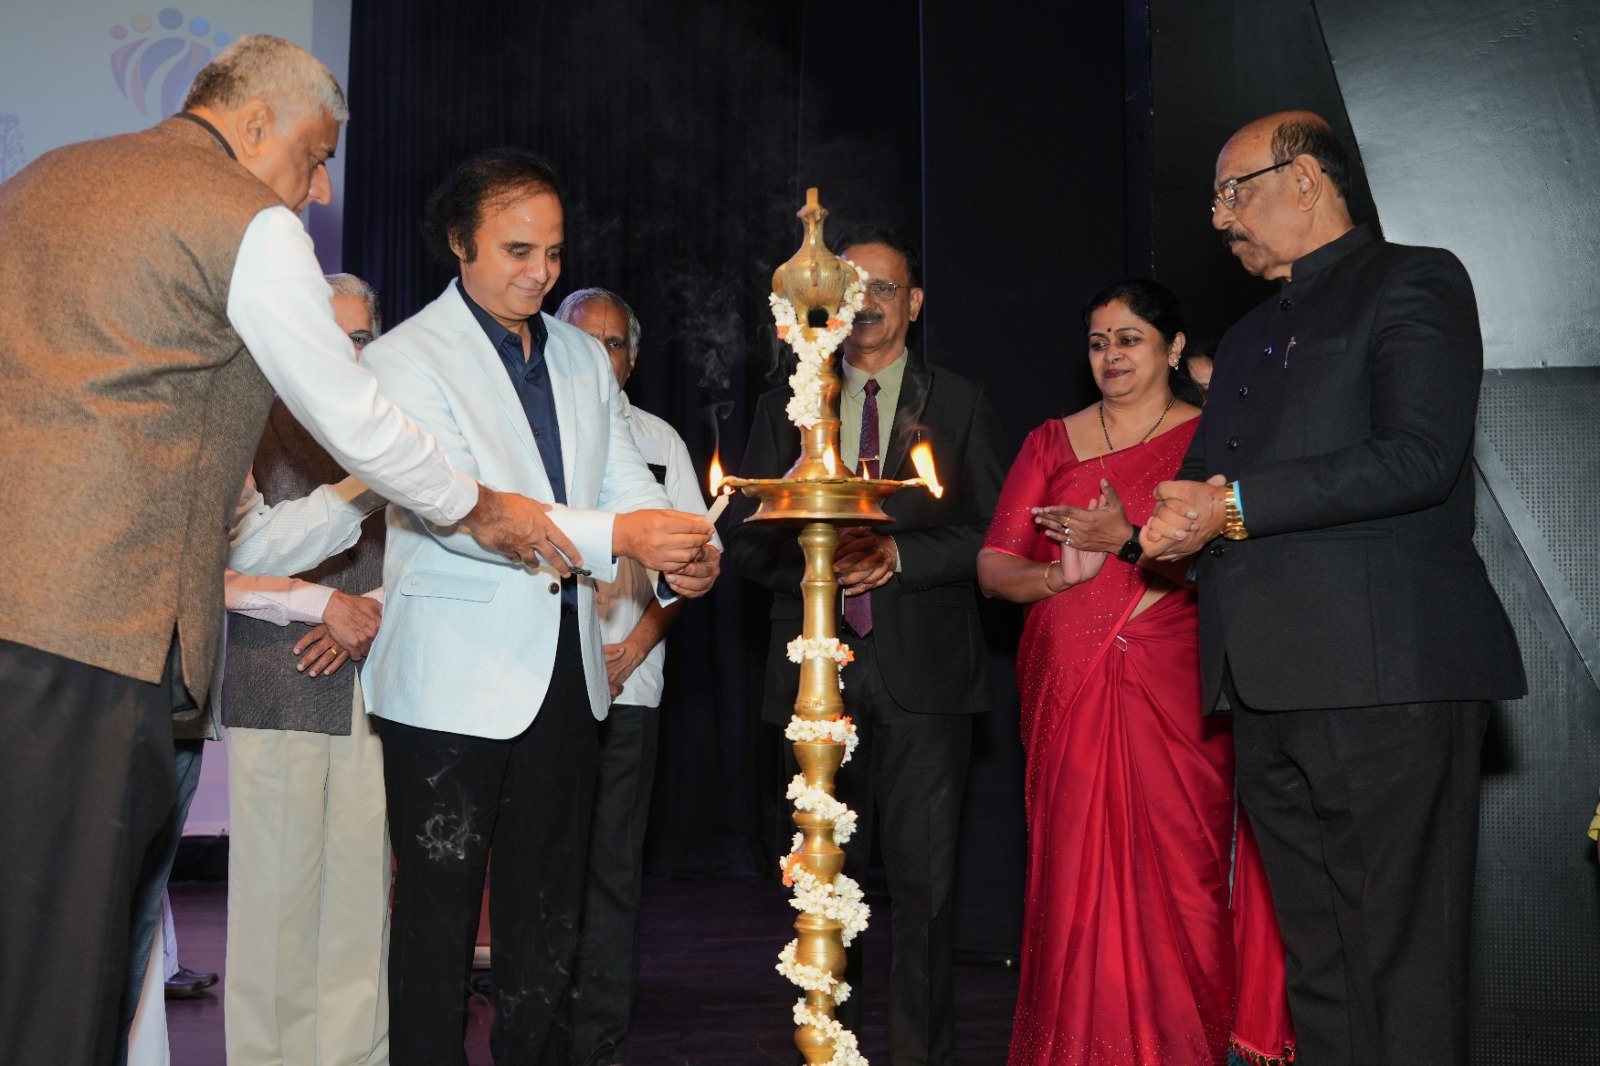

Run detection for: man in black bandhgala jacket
[[1148, 110, 1525, 1065]]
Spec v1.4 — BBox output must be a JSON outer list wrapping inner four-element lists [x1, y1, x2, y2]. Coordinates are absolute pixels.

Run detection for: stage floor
[[166, 875, 1018, 1063]]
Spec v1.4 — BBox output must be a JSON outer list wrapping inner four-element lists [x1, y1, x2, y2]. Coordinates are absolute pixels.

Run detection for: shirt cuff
[[330, 475, 387, 518], [291, 583, 337, 624]]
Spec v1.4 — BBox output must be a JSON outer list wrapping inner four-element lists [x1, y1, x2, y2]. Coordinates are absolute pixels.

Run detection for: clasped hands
[[292, 589, 381, 678], [1145, 474, 1230, 561], [1030, 479, 1129, 589], [834, 527, 897, 596], [1029, 474, 1232, 574], [464, 484, 720, 597]]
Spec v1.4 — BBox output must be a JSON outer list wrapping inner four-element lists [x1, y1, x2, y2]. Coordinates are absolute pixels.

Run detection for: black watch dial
[[1117, 526, 1144, 564]]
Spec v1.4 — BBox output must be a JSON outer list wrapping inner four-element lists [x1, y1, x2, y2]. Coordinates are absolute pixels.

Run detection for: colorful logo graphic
[[109, 8, 230, 119]]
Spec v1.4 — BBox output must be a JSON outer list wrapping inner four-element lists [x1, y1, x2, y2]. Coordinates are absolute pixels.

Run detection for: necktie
[[843, 379, 880, 638], [857, 378, 882, 480]]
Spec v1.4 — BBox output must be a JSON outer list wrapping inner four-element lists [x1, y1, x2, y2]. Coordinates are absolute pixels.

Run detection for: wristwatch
[[1117, 526, 1144, 564], [1222, 483, 1250, 541]]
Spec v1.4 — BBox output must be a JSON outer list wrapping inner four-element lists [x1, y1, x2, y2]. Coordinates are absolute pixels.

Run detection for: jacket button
[[548, 582, 560, 595], [1238, 386, 1251, 397], [1263, 345, 1273, 358], [1279, 297, 1292, 311], [1209, 544, 1226, 557], [1227, 435, 1240, 449]]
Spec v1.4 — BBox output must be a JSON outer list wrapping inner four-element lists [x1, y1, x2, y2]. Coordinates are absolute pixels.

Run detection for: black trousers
[[0, 639, 176, 1066], [569, 702, 661, 1066], [380, 613, 600, 1066], [826, 633, 973, 1066], [1232, 694, 1489, 1065]]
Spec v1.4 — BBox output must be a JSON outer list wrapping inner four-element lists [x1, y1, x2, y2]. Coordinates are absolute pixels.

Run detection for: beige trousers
[[225, 678, 390, 1066]]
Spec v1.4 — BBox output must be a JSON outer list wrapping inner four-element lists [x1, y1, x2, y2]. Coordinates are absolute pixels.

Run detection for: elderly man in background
[[0, 35, 596, 1064], [554, 287, 718, 1066], [221, 272, 397, 1066], [1146, 110, 1525, 1063]]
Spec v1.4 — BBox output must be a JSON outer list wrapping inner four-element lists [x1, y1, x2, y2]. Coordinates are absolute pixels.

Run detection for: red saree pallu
[[985, 419, 1293, 1066]]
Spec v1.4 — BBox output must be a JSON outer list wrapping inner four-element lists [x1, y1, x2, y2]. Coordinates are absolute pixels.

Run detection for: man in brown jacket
[[0, 36, 715, 1065]]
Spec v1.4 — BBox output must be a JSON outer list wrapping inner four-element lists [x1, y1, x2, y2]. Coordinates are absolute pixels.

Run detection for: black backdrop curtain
[[343, 0, 810, 877], [339, 0, 1140, 952]]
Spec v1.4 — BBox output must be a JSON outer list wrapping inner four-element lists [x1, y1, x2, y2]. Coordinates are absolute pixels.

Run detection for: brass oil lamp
[[721, 188, 936, 1064]]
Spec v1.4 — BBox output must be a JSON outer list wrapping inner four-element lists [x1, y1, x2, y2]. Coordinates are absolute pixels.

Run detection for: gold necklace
[[1098, 393, 1177, 464]]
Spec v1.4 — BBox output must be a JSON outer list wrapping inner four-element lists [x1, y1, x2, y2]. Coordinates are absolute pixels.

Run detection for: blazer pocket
[[397, 570, 499, 602], [1282, 526, 1391, 542], [1286, 337, 1348, 360]]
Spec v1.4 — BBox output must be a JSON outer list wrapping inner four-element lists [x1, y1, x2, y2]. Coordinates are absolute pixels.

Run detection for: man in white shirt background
[[555, 287, 719, 1066], [219, 272, 396, 1066]]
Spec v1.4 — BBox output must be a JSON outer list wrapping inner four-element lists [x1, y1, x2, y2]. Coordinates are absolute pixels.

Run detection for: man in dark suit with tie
[[1146, 111, 1525, 1064], [726, 227, 1005, 1066]]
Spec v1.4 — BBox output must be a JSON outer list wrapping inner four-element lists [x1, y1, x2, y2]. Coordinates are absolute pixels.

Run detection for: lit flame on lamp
[[910, 440, 944, 498], [708, 451, 725, 498], [705, 450, 732, 525]]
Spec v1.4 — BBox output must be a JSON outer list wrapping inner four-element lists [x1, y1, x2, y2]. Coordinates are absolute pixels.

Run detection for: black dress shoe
[[165, 965, 219, 999]]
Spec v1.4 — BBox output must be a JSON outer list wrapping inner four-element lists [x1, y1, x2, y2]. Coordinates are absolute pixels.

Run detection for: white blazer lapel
[[541, 315, 584, 503]]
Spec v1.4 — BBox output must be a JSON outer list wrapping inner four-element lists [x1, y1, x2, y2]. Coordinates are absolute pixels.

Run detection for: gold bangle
[[1043, 559, 1062, 592], [1222, 483, 1249, 541]]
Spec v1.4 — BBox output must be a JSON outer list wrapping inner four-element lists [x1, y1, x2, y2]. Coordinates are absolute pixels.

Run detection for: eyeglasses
[[1210, 160, 1291, 213], [865, 279, 910, 301]]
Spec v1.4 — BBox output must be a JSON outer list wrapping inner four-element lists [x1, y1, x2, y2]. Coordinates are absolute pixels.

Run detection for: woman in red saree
[[978, 280, 1294, 1066]]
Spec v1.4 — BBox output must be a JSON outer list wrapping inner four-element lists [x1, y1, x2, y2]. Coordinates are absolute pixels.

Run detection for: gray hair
[[183, 34, 349, 125], [325, 272, 381, 335], [555, 287, 641, 363]]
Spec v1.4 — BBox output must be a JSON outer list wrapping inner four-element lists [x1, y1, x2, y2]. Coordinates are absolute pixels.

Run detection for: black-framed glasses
[[1210, 160, 1291, 212], [865, 279, 910, 301]]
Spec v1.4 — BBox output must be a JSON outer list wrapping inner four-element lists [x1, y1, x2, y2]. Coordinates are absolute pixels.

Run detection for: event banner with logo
[[0, 0, 351, 270]]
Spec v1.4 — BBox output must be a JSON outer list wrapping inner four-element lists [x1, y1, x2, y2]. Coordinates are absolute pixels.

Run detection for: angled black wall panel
[[1316, 0, 1600, 371], [1314, 1, 1600, 1058]]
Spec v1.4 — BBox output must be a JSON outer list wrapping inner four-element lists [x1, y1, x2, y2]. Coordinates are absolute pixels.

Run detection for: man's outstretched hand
[[462, 484, 583, 574], [664, 544, 721, 599], [614, 509, 715, 576]]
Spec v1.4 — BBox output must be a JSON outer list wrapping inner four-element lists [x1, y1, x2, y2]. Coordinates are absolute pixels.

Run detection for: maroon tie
[[843, 379, 880, 637]]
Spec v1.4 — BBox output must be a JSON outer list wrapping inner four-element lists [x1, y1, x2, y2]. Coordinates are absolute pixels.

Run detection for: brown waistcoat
[[0, 116, 283, 699]]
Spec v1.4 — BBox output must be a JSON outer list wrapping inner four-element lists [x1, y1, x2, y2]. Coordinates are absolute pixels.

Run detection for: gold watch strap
[[1222, 483, 1249, 541]]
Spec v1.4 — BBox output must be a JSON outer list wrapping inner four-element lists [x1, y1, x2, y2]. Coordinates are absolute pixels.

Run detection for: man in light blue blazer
[[358, 148, 719, 1065]]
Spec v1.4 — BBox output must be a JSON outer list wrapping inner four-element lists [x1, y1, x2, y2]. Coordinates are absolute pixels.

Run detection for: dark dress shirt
[[459, 281, 576, 609]]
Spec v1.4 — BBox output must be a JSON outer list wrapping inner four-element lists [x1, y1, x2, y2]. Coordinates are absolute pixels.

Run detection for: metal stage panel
[[1471, 368, 1600, 1061]]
